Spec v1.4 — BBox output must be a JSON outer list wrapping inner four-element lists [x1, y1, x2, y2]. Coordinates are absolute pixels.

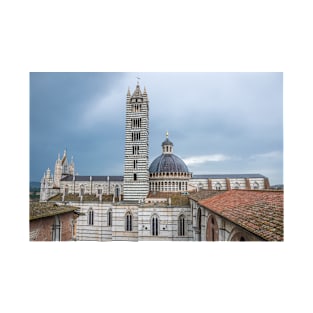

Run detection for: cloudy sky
[[30, 72, 283, 185]]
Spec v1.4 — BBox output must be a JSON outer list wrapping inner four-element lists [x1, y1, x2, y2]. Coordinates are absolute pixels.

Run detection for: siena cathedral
[[40, 83, 270, 241]]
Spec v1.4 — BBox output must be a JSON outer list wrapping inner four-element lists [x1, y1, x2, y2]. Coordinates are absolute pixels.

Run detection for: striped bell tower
[[123, 81, 149, 202]]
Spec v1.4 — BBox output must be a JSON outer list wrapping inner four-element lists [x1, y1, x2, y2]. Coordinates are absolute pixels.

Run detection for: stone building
[[38, 82, 275, 241], [29, 202, 79, 241], [190, 189, 283, 241]]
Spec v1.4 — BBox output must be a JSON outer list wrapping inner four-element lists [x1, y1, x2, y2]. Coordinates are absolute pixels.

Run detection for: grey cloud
[[30, 72, 283, 185]]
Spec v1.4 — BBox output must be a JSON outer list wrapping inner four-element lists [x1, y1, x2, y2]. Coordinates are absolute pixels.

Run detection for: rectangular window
[[108, 210, 112, 227]]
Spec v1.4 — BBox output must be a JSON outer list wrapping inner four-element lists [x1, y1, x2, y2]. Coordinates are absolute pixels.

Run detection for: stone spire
[[132, 81, 143, 98], [143, 86, 148, 101], [69, 156, 75, 175]]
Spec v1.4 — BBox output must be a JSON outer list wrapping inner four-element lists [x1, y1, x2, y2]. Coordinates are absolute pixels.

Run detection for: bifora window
[[151, 215, 159, 236], [215, 182, 222, 190], [178, 214, 186, 236], [88, 208, 94, 226], [126, 212, 132, 231], [131, 103, 142, 112]]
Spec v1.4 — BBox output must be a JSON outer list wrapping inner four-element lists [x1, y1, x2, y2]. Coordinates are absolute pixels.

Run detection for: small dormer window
[[253, 182, 259, 189], [234, 182, 240, 189], [215, 183, 222, 190]]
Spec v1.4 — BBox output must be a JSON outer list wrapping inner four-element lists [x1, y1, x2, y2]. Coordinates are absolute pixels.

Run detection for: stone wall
[[30, 211, 75, 241]]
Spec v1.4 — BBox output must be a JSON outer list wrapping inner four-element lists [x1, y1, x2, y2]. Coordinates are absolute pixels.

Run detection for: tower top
[[131, 83, 143, 98], [162, 133, 174, 154]]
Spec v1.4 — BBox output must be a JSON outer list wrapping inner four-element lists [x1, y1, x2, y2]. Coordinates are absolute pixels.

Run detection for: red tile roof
[[199, 190, 284, 241]]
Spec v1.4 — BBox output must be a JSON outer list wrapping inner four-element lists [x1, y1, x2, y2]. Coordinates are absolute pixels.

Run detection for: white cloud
[[249, 150, 283, 160], [183, 154, 230, 165]]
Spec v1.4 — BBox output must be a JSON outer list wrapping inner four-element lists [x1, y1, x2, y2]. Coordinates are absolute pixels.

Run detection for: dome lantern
[[162, 131, 174, 154]]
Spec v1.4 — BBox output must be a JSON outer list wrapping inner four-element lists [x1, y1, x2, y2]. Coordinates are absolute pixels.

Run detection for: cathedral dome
[[149, 153, 189, 173], [149, 133, 189, 174]]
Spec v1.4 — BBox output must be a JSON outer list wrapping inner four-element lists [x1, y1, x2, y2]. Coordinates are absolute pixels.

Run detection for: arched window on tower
[[151, 215, 159, 236], [178, 214, 186, 237], [126, 212, 132, 231]]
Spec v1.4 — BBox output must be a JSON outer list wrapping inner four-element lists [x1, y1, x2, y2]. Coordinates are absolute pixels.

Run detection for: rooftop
[[29, 202, 79, 221], [192, 174, 266, 179], [199, 189, 284, 241], [188, 189, 227, 201], [146, 192, 190, 206], [48, 193, 115, 202], [61, 175, 124, 182]]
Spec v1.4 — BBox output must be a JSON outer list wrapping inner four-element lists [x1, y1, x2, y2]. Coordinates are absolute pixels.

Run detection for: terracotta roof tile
[[188, 190, 226, 201], [199, 190, 284, 241], [29, 202, 79, 221]]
